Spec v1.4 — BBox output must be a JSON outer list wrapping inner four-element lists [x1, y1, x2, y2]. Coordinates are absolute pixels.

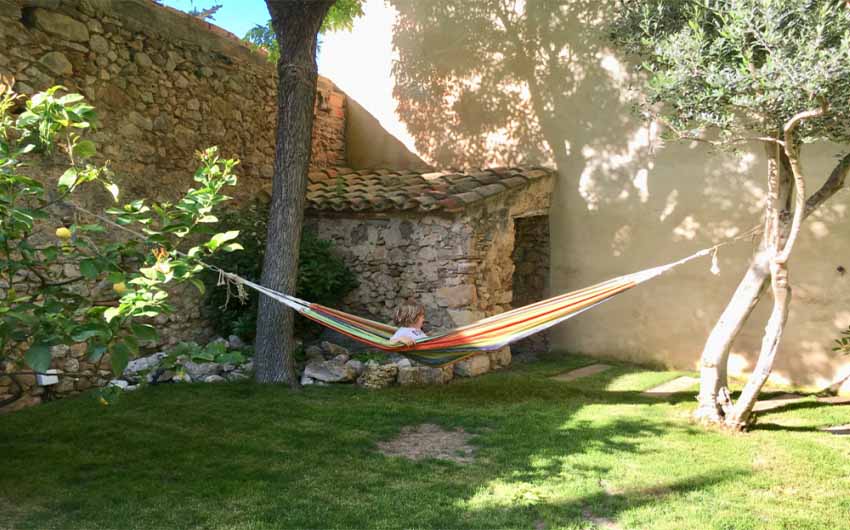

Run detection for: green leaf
[[223, 243, 244, 252], [206, 230, 239, 250], [110, 341, 132, 375], [130, 323, 158, 342], [106, 182, 119, 201], [76, 223, 107, 233], [42, 246, 58, 261], [104, 307, 121, 323], [16, 110, 39, 127], [192, 351, 215, 362], [189, 278, 205, 295], [24, 343, 52, 373], [58, 93, 85, 106], [204, 342, 228, 356], [70, 323, 110, 342], [215, 352, 246, 365], [58, 168, 78, 190], [72, 139, 96, 160], [79, 259, 99, 280], [87, 344, 108, 362]]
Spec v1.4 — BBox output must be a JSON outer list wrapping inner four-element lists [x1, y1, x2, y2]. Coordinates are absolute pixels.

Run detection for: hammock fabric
[[226, 249, 712, 367], [66, 199, 737, 368]]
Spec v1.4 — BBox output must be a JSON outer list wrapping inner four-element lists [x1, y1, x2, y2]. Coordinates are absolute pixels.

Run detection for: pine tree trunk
[[254, 1, 333, 385]]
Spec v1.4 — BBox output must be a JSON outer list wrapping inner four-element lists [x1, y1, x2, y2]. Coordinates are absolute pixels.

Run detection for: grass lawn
[[2, 354, 849, 530]]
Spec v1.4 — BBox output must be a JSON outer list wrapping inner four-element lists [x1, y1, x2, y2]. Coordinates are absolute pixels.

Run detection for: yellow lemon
[[98, 396, 109, 406], [112, 282, 127, 295], [55, 227, 72, 240]]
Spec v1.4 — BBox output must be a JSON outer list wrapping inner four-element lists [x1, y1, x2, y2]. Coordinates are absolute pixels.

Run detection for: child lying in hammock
[[389, 300, 426, 346]]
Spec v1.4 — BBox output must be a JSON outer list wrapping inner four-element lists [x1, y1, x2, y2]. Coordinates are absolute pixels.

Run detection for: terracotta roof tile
[[304, 166, 555, 214]]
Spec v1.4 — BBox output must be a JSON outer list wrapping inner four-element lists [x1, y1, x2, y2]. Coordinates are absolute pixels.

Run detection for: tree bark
[[693, 245, 770, 423], [694, 112, 850, 430], [693, 144, 790, 423], [255, 1, 333, 385], [725, 258, 790, 428]]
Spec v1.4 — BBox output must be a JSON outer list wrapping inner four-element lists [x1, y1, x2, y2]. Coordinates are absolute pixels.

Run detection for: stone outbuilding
[[305, 165, 555, 371]]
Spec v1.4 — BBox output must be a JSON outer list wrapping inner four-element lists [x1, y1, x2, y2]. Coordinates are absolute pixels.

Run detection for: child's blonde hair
[[393, 299, 424, 327]]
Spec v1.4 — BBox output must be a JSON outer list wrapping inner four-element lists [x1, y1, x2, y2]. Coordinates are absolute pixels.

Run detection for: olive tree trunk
[[694, 115, 850, 430], [254, 1, 334, 385]]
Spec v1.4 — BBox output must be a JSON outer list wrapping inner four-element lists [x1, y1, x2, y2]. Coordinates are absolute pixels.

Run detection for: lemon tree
[[0, 87, 242, 402]]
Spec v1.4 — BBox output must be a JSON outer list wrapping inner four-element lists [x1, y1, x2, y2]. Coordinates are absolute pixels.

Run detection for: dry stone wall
[[0, 0, 346, 205], [0, 0, 347, 409], [308, 177, 552, 377]]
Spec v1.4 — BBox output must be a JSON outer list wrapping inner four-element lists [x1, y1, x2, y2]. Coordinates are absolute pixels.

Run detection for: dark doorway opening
[[510, 215, 550, 356]]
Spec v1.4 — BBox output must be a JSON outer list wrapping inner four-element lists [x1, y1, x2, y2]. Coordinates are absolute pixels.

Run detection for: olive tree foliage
[[0, 87, 241, 406], [611, 0, 850, 429]]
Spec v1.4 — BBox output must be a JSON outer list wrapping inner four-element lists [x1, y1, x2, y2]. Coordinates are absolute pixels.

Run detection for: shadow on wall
[[388, 0, 850, 388], [389, 0, 764, 239]]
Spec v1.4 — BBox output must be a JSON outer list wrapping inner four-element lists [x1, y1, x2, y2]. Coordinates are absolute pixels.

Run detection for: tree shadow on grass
[[463, 470, 740, 529], [2, 371, 745, 530]]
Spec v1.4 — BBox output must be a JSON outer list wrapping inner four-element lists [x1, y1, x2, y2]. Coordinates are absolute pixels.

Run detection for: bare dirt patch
[[376, 423, 477, 463]]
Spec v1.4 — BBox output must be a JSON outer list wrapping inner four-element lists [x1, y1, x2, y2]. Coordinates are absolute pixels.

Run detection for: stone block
[[321, 341, 350, 357], [55, 378, 75, 394], [89, 34, 109, 55], [0, 0, 21, 20], [303, 359, 356, 383], [134, 51, 152, 68], [436, 284, 478, 308], [70, 343, 87, 358], [397, 366, 451, 386], [0, 394, 41, 414], [32, 9, 90, 42], [454, 355, 490, 377], [488, 347, 512, 369], [63, 358, 80, 373], [356, 364, 398, 390], [447, 309, 486, 327]]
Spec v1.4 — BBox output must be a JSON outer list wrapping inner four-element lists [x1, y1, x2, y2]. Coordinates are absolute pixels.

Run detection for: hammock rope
[[66, 200, 759, 367]]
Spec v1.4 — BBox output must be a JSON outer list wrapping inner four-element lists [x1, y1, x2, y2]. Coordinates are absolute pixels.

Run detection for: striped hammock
[[224, 247, 716, 367], [66, 199, 740, 368]]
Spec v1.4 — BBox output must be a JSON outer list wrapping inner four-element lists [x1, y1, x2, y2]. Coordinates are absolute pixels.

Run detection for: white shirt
[[390, 327, 426, 344]]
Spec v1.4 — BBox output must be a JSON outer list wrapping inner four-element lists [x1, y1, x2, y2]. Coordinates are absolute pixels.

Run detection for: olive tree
[[612, 0, 850, 429]]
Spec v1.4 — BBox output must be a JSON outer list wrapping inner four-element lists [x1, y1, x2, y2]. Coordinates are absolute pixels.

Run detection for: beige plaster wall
[[345, 97, 430, 171], [386, 0, 850, 391], [546, 41, 850, 393]]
